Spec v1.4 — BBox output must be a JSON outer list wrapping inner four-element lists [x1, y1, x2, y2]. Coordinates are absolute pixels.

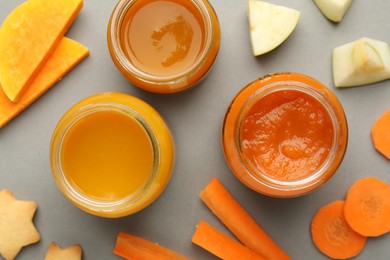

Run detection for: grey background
[[1, 0, 390, 259]]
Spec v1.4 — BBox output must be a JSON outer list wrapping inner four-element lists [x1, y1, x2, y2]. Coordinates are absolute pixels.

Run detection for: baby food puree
[[61, 110, 153, 200], [108, 0, 220, 93], [120, 0, 204, 77], [50, 93, 174, 217], [240, 89, 334, 181], [222, 73, 348, 197]]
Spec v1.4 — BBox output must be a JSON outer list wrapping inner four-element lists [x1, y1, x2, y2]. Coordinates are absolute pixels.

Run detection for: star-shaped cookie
[[45, 242, 82, 260], [0, 189, 40, 260]]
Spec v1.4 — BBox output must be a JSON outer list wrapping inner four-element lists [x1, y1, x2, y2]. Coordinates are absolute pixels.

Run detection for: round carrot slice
[[372, 108, 390, 159], [311, 200, 367, 259], [344, 177, 390, 237]]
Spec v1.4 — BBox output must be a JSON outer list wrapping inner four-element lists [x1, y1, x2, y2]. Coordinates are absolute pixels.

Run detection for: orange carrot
[[344, 177, 390, 237], [311, 200, 367, 259], [0, 37, 89, 128], [199, 178, 290, 260], [372, 109, 390, 159], [192, 221, 265, 260], [113, 231, 189, 260]]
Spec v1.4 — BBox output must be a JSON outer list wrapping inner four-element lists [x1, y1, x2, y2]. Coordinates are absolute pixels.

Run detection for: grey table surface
[[1, 0, 390, 259]]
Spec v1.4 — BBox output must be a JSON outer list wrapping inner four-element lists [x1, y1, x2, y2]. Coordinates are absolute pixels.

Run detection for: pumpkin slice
[[0, 37, 89, 128], [0, 0, 83, 102]]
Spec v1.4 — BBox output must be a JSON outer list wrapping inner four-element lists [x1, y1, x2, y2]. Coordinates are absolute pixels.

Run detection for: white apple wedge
[[333, 37, 390, 87], [313, 0, 352, 22], [248, 0, 300, 56]]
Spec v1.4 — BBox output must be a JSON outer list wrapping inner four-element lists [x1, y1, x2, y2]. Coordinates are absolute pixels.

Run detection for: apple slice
[[313, 0, 352, 22], [333, 37, 390, 87], [248, 0, 300, 56]]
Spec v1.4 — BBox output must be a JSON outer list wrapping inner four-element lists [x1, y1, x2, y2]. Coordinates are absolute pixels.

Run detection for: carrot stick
[[311, 200, 367, 259], [113, 231, 189, 260], [192, 221, 265, 260], [344, 177, 390, 237], [372, 108, 390, 159], [199, 178, 290, 260]]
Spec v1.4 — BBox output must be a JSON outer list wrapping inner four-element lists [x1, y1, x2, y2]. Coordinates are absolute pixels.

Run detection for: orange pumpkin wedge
[[0, 0, 83, 102], [0, 37, 89, 128]]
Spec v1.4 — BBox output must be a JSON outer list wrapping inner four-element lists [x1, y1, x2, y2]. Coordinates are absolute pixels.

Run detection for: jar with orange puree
[[107, 0, 220, 93], [50, 93, 174, 218], [222, 73, 348, 198]]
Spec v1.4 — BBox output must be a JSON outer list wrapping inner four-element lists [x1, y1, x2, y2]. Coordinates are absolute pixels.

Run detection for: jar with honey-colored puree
[[107, 0, 220, 93], [50, 93, 174, 218]]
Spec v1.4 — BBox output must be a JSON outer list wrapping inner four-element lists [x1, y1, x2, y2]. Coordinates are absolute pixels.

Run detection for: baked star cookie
[[45, 242, 82, 260], [0, 189, 40, 259]]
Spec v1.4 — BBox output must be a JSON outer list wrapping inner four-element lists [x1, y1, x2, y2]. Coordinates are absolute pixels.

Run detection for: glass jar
[[222, 73, 348, 198], [50, 92, 174, 217], [107, 0, 221, 93]]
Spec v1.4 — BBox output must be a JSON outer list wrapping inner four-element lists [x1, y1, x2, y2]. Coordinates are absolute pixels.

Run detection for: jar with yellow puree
[[222, 73, 348, 198], [50, 93, 174, 218], [107, 0, 221, 93]]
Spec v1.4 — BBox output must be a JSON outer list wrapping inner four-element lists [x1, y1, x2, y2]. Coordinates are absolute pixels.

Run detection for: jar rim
[[108, 0, 215, 84], [50, 102, 160, 213]]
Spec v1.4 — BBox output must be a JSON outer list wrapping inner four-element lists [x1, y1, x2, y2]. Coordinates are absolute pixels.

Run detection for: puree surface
[[61, 110, 153, 200], [240, 89, 334, 181], [121, 0, 205, 77]]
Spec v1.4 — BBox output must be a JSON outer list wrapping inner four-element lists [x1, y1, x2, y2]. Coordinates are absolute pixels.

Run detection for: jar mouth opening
[[51, 102, 160, 212], [108, 0, 214, 84], [235, 80, 345, 191]]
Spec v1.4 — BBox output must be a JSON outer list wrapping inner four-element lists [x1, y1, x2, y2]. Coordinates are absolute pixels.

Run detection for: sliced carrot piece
[[192, 221, 265, 260], [372, 109, 390, 159], [0, 0, 83, 102], [113, 231, 189, 260], [199, 178, 290, 260], [311, 200, 367, 259], [344, 177, 390, 237], [0, 37, 89, 128]]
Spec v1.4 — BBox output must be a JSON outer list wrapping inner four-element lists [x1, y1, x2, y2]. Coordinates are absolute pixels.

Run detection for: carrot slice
[[311, 200, 367, 259], [113, 231, 189, 260], [199, 178, 290, 260], [372, 109, 390, 159], [0, 37, 89, 128], [192, 221, 265, 260], [0, 0, 83, 102], [344, 177, 390, 237]]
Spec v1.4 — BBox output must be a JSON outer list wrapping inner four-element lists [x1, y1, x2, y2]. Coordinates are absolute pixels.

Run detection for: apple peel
[[248, 0, 300, 56]]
